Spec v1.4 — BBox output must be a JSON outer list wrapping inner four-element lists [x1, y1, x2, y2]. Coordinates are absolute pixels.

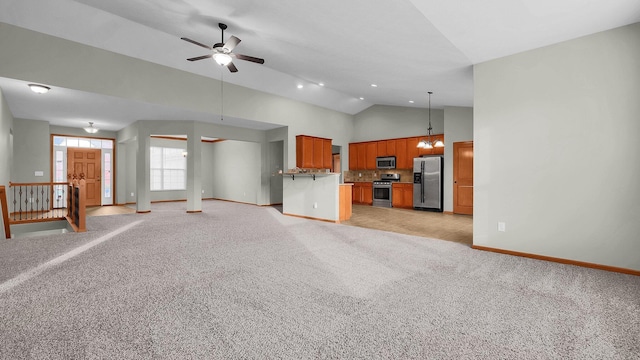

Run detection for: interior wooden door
[[67, 148, 102, 206], [453, 141, 473, 215]]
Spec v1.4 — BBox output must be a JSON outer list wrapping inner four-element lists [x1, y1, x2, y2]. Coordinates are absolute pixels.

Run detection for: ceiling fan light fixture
[[213, 53, 232, 66], [28, 84, 50, 94], [84, 122, 99, 134]]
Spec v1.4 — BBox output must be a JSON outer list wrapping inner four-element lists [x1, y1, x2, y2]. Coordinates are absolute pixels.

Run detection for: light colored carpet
[[0, 200, 638, 359]]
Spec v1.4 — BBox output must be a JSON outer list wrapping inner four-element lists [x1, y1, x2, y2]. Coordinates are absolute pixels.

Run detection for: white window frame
[[150, 147, 187, 191]]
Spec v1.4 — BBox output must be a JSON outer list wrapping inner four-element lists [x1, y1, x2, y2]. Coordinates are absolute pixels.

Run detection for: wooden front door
[[453, 141, 473, 215], [67, 148, 102, 206]]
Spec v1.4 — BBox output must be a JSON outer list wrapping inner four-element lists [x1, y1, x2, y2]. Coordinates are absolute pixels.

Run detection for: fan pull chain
[[220, 70, 224, 121]]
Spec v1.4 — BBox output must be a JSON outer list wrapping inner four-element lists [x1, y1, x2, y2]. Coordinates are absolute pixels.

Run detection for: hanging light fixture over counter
[[417, 91, 444, 149]]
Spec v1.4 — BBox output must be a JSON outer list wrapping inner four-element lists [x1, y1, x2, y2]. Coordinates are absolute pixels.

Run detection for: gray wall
[[0, 23, 354, 173], [443, 106, 473, 212], [0, 88, 13, 187], [474, 22, 640, 270], [0, 88, 13, 239], [209, 140, 262, 204], [12, 118, 50, 183], [352, 105, 444, 142]]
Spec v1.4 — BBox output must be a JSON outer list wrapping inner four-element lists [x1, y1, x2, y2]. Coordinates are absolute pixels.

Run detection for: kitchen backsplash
[[344, 169, 413, 183]]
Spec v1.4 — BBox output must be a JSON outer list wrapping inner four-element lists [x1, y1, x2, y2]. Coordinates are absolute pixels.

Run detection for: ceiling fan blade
[[187, 54, 212, 61], [233, 53, 265, 64], [181, 37, 212, 50], [227, 62, 238, 73], [224, 36, 241, 51]]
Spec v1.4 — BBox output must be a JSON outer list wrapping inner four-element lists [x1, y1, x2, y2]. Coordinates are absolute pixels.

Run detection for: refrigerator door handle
[[421, 161, 425, 203]]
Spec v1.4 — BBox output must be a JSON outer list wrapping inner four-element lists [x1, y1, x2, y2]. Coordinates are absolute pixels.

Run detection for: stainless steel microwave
[[376, 156, 396, 169]]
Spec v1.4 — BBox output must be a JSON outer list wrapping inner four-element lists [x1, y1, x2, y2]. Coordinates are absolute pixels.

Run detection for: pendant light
[[84, 122, 99, 134], [417, 91, 444, 149]]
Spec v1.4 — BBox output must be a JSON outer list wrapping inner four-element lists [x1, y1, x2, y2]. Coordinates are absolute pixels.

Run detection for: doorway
[[453, 141, 473, 215], [67, 148, 102, 206], [52, 135, 115, 207]]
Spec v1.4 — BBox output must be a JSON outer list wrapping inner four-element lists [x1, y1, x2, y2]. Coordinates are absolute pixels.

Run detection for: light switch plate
[[34, 171, 44, 177]]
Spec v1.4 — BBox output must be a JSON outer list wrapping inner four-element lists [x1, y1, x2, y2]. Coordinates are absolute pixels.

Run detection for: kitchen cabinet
[[395, 138, 407, 169], [377, 139, 397, 157], [323, 139, 332, 169], [365, 142, 377, 169], [407, 137, 420, 162], [349, 143, 357, 170], [356, 143, 366, 169], [351, 182, 373, 205], [339, 184, 353, 222], [296, 135, 332, 169], [296, 135, 314, 168], [387, 140, 396, 157], [348, 134, 443, 170], [392, 183, 414, 209]]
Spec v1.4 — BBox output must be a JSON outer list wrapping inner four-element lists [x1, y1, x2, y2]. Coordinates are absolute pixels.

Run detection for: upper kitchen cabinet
[[395, 138, 407, 169], [348, 134, 444, 170], [377, 140, 396, 157], [365, 142, 377, 169], [296, 135, 332, 169]]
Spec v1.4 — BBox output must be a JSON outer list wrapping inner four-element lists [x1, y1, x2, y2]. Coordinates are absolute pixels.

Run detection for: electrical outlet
[[131, 192, 134, 197], [359, 173, 362, 177], [201, 190, 204, 194], [313, 202, 318, 209], [497, 222, 506, 232]]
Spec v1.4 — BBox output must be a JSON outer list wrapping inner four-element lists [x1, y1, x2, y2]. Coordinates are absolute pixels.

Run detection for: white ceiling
[[1, 0, 639, 132]]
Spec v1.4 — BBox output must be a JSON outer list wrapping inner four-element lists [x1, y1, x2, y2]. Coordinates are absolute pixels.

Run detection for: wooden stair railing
[[6, 181, 86, 234], [66, 179, 86, 233], [0, 185, 10, 239]]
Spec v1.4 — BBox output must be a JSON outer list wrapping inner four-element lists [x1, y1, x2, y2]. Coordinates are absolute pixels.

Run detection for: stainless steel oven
[[372, 173, 400, 208]]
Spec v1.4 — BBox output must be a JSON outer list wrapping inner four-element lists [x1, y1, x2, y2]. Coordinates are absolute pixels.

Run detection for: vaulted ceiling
[[1, 0, 639, 131]]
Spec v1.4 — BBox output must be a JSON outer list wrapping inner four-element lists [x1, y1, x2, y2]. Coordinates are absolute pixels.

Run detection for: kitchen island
[[282, 172, 352, 222]]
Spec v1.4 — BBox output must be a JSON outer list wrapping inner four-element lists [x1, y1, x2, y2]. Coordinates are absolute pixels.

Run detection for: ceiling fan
[[181, 23, 264, 73]]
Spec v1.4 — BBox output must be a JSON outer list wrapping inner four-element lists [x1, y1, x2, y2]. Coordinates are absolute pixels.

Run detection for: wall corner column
[[186, 122, 202, 212]]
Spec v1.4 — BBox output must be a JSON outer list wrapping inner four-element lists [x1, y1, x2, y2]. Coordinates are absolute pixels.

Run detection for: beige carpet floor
[[87, 203, 473, 245], [343, 205, 473, 246]]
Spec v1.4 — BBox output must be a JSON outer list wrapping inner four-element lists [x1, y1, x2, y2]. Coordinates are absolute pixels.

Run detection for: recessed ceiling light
[[409, 100, 415, 104], [318, 83, 325, 87], [28, 84, 50, 94], [297, 84, 303, 89], [359, 97, 364, 100], [371, 84, 378, 87]]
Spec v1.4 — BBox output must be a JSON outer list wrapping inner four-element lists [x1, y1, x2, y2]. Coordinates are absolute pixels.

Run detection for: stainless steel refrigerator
[[413, 156, 443, 211]]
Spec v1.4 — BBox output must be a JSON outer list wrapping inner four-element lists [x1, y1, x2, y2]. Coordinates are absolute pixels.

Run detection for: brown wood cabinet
[[339, 184, 353, 222], [351, 182, 373, 205], [296, 135, 332, 169], [392, 183, 414, 209], [365, 142, 377, 169], [395, 138, 407, 169], [349, 133, 444, 170]]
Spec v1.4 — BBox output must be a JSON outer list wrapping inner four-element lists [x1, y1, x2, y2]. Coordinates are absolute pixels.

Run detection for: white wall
[[474, 22, 640, 270], [443, 106, 473, 212]]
